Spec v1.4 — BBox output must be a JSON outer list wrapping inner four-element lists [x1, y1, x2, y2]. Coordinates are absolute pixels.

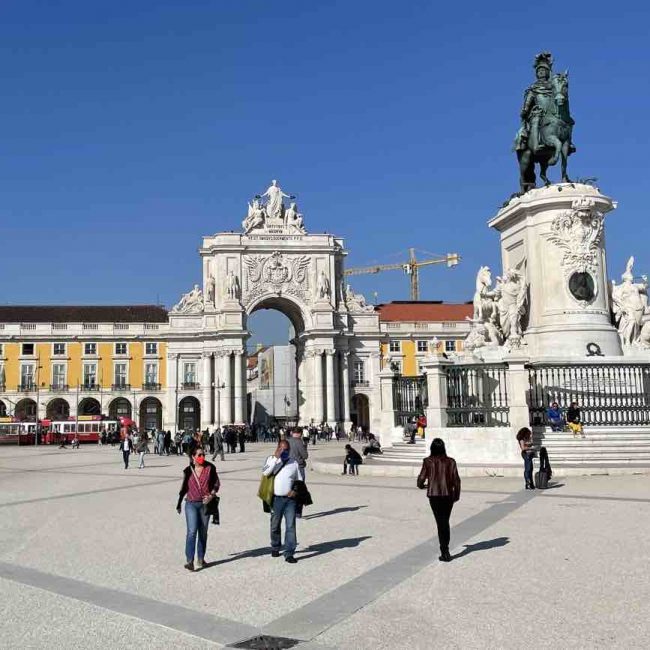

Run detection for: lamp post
[[34, 362, 43, 445]]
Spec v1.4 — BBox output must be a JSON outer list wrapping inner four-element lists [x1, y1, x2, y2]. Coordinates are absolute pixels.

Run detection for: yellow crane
[[344, 248, 460, 301]]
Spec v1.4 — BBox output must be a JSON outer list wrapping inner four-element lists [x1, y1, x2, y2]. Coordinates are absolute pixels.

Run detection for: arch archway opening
[[351, 394, 370, 432], [178, 396, 200, 432], [0, 400, 6, 418], [109, 398, 132, 420], [15, 398, 37, 422], [46, 398, 70, 421], [246, 300, 302, 429], [140, 397, 163, 432], [78, 398, 101, 417]]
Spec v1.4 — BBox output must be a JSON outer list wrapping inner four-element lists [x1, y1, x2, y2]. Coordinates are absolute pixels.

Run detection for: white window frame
[[53, 343, 66, 356], [144, 362, 158, 386], [114, 342, 128, 356], [183, 362, 197, 385], [416, 340, 428, 353], [114, 362, 128, 387], [0, 343, 4, 357], [84, 342, 97, 356], [21, 343, 35, 357], [51, 363, 67, 388], [145, 342, 158, 356], [83, 363, 97, 388], [389, 340, 401, 353], [353, 360, 365, 383], [20, 363, 35, 388], [445, 340, 456, 353]]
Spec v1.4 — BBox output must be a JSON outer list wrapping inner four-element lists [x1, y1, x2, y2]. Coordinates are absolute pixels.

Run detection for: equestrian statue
[[514, 52, 576, 193]]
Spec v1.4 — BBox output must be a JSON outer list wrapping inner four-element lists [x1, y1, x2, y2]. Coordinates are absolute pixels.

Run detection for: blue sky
[[1, 1, 649, 345]]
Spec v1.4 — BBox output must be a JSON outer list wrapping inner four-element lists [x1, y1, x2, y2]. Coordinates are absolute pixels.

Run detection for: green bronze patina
[[514, 52, 576, 192]]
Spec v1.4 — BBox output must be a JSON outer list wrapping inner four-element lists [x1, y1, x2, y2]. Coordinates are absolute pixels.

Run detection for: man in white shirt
[[262, 440, 302, 564]]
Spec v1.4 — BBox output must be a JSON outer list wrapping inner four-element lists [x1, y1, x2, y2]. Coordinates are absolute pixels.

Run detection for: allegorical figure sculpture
[[226, 271, 241, 300], [171, 284, 204, 314], [243, 198, 266, 233], [205, 274, 215, 307], [284, 202, 305, 233], [317, 270, 331, 300], [514, 52, 575, 192], [259, 179, 294, 220], [611, 256, 648, 347], [497, 267, 529, 345]]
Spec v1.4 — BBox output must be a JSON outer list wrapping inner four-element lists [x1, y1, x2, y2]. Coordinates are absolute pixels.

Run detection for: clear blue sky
[[1, 1, 648, 345]]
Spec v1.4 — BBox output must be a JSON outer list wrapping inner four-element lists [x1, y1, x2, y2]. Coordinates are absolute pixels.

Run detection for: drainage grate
[[229, 635, 302, 650]]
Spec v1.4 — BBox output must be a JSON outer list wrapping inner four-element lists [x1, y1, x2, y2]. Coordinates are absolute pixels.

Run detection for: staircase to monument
[[375, 438, 427, 465], [534, 426, 650, 465]]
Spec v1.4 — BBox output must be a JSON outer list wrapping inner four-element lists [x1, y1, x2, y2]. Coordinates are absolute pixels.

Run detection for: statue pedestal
[[489, 183, 622, 357]]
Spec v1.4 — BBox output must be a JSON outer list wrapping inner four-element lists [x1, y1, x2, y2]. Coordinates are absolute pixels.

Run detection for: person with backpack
[[262, 440, 302, 564], [342, 444, 362, 475]]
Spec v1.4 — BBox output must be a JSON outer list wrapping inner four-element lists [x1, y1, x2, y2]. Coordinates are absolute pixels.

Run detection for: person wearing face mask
[[262, 440, 302, 564], [176, 446, 220, 571]]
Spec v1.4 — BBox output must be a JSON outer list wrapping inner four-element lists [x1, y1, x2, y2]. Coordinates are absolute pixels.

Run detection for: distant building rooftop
[[376, 301, 472, 322], [0, 305, 169, 323]]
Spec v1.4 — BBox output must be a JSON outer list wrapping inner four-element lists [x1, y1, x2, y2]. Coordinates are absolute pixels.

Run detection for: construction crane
[[344, 248, 460, 301]]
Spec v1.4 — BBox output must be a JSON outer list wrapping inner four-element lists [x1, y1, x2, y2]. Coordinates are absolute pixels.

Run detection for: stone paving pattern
[[0, 442, 648, 648]]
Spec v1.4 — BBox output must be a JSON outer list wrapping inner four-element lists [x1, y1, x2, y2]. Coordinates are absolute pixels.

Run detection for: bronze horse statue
[[517, 72, 575, 192]]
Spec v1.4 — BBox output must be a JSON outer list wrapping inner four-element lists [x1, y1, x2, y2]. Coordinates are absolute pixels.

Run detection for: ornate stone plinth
[[489, 183, 622, 357]]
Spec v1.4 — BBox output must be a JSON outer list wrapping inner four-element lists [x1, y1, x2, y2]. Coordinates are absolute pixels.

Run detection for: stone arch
[[109, 398, 132, 420], [178, 396, 200, 432], [15, 398, 37, 421], [139, 397, 163, 431], [46, 398, 70, 420], [0, 400, 6, 417], [78, 398, 101, 417], [351, 393, 370, 431], [246, 294, 308, 335]]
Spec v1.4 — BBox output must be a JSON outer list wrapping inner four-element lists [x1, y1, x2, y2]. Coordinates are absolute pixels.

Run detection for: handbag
[[191, 466, 220, 521], [257, 459, 287, 508]]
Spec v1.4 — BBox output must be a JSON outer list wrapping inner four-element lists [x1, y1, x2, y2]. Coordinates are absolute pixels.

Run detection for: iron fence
[[392, 375, 428, 427], [445, 364, 510, 427], [527, 363, 650, 426]]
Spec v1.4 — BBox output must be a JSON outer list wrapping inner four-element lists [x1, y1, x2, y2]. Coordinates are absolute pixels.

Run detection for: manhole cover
[[230, 635, 301, 650]]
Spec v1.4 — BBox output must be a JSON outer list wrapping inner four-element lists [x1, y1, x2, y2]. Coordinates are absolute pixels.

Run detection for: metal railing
[[445, 363, 510, 427], [527, 363, 650, 426], [111, 383, 131, 391], [352, 380, 370, 388], [18, 383, 35, 392], [49, 384, 69, 392], [392, 375, 428, 427], [80, 383, 100, 391], [142, 382, 161, 391], [181, 382, 200, 390]]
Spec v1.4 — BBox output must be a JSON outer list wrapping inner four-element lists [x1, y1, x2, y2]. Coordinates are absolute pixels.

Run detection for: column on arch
[[234, 350, 245, 424], [341, 351, 351, 426], [312, 349, 324, 425], [201, 353, 213, 428], [219, 351, 232, 425], [325, 350, 336, 425]]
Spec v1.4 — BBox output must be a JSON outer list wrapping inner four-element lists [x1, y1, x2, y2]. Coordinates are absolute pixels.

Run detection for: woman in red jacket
[[417, 438, 461, 562]]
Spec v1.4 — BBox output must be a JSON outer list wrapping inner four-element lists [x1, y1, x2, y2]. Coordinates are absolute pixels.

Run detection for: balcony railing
[[181, 382, 200, 390], [352, 380, 370, 388], [18, 383, 35, 392], [111, 383, 131, 391], [49, 384, 69, 392], [80, 383, 100, 392], [142, 382, 161, 391]]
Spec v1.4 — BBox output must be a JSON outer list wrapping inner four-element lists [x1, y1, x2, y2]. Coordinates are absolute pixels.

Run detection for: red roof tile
[[376, 302, 472, 322]]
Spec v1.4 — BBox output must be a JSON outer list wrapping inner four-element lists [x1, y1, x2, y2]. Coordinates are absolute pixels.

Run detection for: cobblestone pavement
[[0, 442, 648, 649]]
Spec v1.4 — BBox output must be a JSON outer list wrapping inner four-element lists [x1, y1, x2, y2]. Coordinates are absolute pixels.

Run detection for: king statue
[[514, 52, 576, 193]]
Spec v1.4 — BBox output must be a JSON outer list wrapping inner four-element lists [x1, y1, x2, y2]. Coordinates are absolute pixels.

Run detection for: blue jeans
[[185, 500, 209, 562], [271, 496, 297, 558], [522, 450, 534, 484]]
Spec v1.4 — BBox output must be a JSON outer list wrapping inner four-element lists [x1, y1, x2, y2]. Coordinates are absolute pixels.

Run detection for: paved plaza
[[0, 442, 648, 649]]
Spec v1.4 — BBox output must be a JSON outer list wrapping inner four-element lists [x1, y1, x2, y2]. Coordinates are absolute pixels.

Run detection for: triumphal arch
[[166, 180, 382, 430]]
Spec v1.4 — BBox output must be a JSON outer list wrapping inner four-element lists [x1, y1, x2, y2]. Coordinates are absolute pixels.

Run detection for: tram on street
[[47, 416, 121, 444], [0, 419, 38, 445]]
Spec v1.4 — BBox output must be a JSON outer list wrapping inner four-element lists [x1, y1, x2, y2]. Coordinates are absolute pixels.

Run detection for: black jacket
[[176, 461, 219, 510], [567, 407, 581, 424], [346, 448, 362, 463]]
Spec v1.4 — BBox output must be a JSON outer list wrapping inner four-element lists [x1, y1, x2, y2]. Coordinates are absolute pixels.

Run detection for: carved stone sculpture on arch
[[611, 256, 648, 347]]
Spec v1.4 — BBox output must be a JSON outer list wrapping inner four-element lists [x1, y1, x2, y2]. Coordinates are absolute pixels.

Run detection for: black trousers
[[122, 450, 130, 469], [428, 496, 454, 552]]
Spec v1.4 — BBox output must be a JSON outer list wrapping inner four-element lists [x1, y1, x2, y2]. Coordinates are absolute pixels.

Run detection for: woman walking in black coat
[[417, 438, 461, 562]]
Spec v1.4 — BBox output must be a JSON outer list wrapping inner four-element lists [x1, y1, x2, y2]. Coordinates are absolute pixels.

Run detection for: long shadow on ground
[[205, 536, 372, 568], [303, 505, 368, 520], [452, 536, 510, 560]]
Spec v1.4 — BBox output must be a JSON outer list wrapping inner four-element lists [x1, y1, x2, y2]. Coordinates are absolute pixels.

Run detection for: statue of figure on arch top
[[259, 179, 295, 220]]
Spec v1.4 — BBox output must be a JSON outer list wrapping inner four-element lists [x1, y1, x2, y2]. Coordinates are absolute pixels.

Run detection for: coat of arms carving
[[243, 252, 310, 304]]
